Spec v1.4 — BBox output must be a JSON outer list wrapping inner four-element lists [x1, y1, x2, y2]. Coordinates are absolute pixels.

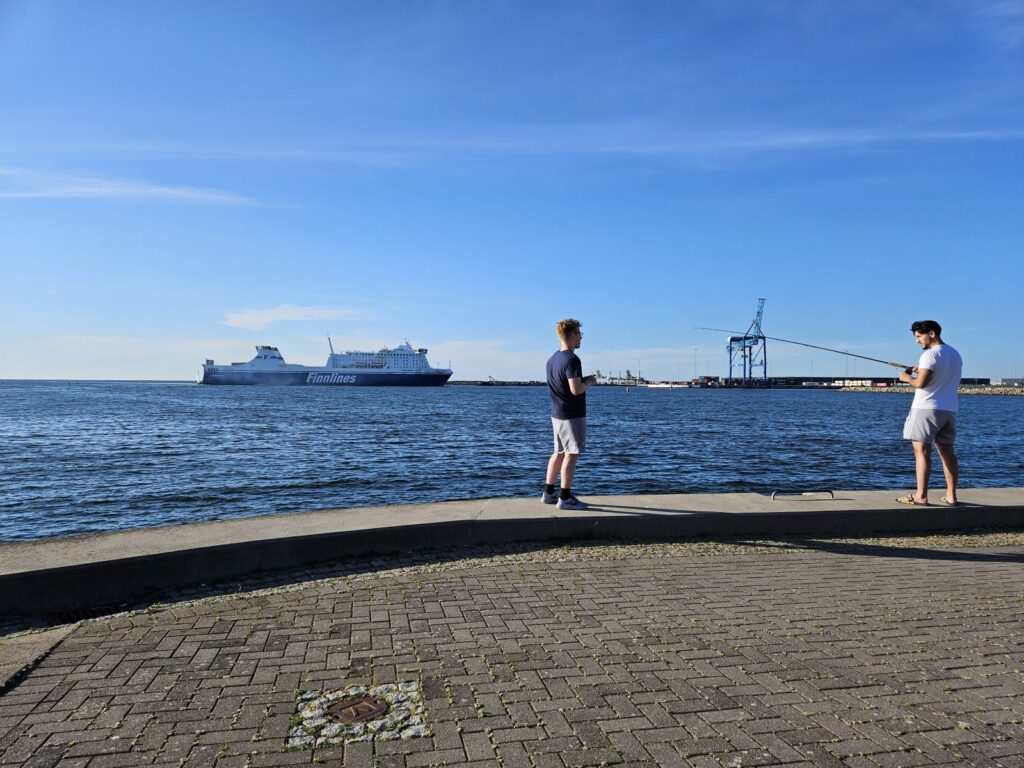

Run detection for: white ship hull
[[198, 340, 453, 386]]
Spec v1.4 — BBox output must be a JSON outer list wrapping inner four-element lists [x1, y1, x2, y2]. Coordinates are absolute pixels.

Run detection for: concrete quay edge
[[2, 487, 1022, 617]]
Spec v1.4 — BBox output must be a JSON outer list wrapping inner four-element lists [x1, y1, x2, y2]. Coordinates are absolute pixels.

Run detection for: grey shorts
[[552, 417, 586, 455], [903, 409, 956, 444]]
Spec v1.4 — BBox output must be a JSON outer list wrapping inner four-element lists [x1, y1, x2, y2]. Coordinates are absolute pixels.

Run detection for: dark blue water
[[1, 381, 1022, 542]]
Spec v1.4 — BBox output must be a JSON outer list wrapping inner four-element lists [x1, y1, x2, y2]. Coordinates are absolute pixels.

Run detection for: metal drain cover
[[327, 695, 389, 723]]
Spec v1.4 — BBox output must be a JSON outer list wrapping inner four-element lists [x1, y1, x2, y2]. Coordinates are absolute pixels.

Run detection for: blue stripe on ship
[[201, 371, 452, 386]]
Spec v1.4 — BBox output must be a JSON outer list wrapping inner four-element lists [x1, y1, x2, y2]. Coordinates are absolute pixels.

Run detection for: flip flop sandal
[[940, 496, 960, 506], [896, 495, 929, 506]]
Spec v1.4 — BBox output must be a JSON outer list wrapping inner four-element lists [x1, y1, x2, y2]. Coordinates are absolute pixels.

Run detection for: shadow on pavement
[[732, 537, 1024, 564], [589, 501, 985, 515]]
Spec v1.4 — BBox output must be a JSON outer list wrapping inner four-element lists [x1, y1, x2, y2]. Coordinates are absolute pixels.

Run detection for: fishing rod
[[695, 327, 912, 371]]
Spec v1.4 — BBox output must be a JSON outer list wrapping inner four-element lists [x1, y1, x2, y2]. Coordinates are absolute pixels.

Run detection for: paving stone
[[18, 744, 68, 768], [249, 751, 314, 765]]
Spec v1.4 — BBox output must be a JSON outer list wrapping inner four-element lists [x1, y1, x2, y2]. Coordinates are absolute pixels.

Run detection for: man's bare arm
[[568, 375, 596, 395], [898, 367, 933, 389]]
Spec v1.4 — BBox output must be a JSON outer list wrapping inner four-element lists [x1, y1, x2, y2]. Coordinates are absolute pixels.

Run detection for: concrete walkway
[[2, 528, 1024, 767], [2, 488, 1023, 619]]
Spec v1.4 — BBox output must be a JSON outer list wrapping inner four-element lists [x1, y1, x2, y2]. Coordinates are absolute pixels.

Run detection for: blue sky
[[2, 0, 1022, 381]]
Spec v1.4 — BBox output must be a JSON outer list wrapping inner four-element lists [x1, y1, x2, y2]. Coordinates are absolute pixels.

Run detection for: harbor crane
[[727, 299, 768, 384]]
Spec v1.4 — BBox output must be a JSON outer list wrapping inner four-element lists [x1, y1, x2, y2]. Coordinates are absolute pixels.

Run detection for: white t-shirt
[[911, 343, 962, 412]]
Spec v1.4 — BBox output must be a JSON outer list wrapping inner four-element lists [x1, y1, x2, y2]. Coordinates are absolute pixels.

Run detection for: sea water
[[1, 381, 1022, 541]]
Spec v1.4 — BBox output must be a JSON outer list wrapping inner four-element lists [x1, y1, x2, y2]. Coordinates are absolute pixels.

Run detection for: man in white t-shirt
[[896, 320, 963, 506]]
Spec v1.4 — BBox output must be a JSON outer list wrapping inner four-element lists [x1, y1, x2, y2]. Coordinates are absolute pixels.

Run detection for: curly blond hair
[[555, 318, 581, 342]]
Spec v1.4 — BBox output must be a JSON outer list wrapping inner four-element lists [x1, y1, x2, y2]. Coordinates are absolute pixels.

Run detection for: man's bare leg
[[560, 453, 579, 492], [911, 440, 931, 503], [546, 452, 564, 486], [935, 442, 958, 503]]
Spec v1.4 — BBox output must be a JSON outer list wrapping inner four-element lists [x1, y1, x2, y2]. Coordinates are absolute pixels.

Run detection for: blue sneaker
[[556, 495, 589, 511], [541, 491, 558, 505]]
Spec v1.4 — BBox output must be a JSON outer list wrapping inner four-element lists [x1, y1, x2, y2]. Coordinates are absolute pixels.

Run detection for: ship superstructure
[[199, 339, 453, 386]]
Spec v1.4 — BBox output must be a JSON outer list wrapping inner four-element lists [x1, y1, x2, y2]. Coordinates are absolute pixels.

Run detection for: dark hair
[[911, 320, 942, 336]]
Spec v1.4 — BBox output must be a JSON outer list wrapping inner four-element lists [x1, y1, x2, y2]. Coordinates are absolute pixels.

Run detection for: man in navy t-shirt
[[543, 318, 596, 510]]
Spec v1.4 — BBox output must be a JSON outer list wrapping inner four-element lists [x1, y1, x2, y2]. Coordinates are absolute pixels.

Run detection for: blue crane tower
[[727, 299, 768, 384]]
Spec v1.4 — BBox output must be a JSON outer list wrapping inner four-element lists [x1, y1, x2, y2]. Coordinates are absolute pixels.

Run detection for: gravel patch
[[287, 681, 429, 748]]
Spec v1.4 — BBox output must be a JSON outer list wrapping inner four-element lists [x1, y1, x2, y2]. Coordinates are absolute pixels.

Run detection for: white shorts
[[552, 417, 586, 455], [903, 409, 956, 444]]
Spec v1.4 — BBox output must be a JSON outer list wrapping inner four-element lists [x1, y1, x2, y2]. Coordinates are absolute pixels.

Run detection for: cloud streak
[[0, 166, 251, 204], [975, 0, 1024, 47], [8, 124, 1024, 170], [14, 124, 1024, 163], [223, 304, 362, 331]]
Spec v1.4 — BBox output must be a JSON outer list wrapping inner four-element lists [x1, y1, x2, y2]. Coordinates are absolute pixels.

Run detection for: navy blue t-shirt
[[547, 349, 585, 419]]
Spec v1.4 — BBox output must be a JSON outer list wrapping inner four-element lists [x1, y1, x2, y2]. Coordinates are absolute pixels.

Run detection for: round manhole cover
[[327, 695, 390, 723]]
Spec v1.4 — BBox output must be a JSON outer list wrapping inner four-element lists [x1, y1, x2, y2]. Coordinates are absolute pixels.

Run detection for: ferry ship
[[198, 339, 453, 386]]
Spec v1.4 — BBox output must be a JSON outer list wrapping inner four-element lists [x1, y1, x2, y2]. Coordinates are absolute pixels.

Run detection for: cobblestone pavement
[[2, 534, 1024, 767]]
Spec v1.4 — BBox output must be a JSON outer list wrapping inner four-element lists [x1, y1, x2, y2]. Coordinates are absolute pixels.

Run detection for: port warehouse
[[643, 376, 994, 388], [730, 376, 992, 388], [452, 377, 994, 387]]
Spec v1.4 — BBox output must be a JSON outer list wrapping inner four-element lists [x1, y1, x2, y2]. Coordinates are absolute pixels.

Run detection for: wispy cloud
[[974, 0, 1024, 47], [8, 124, 1024, 170], [0, 166, 251, 204], [3, 141, 430, 169], [489, 124, 1024, 158], [223, 304, 362, 331]]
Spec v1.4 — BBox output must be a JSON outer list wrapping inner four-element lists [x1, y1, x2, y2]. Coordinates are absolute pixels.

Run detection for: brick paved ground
[[2, 535, 1024, 767]]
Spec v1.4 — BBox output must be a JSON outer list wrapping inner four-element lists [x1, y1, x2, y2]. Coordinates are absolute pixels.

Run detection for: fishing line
[[695, 327, 911, 371]]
